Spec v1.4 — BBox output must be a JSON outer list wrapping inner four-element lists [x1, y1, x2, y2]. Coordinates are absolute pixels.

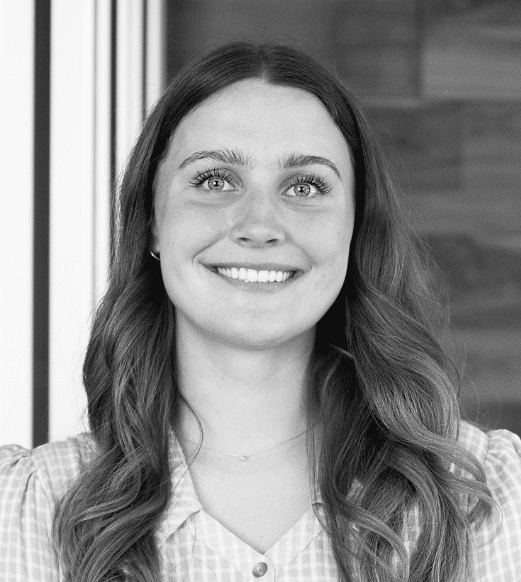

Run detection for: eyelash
[[189, 168, 332, 196], [189, 168, 236, 188], [286, 173, 331, 195]]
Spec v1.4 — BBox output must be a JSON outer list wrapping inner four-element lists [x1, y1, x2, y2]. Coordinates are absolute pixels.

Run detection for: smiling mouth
[[214, 266, 297, 283]]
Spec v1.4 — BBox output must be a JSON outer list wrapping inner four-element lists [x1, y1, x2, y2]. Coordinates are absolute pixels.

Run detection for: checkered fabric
[[1, 422, 520, 581]]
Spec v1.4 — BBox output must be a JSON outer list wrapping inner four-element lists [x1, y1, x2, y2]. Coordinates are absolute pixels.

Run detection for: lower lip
[[207, 267, 302, 292]]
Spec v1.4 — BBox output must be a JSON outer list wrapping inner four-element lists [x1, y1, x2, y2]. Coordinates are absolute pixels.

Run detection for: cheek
[[306, 213, 353, 271], [158, 201, 225, 253]]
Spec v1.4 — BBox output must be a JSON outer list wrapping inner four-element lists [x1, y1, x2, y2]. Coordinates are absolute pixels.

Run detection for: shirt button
[[252, 562, 268, 577]]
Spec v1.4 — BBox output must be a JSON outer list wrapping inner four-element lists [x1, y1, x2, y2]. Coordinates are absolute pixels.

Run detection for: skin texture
[[153, 79, 355, 353], [151, 79, 356, 552]]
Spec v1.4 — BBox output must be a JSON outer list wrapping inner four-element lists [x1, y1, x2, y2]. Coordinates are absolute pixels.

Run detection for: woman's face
[[153, 79, 355, 350]]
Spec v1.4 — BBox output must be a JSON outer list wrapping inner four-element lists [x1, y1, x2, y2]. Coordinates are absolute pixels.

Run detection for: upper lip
[[205, 262, 303, 272]]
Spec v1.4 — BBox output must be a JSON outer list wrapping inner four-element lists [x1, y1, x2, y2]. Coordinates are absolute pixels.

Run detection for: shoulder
[[457, 420, 521, 510], [0, 433, 98, 504], [457, 421, 521, 579], [458, 420, 521, 486], [0, 435, 97, 581]]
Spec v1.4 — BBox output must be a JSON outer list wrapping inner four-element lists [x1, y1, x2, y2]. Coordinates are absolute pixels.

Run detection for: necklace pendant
[[239, 454, 248, 461]]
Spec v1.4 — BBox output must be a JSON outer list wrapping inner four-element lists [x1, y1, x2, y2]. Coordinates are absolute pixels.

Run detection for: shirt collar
[[156, 433, 202, 544], [156, 433, 326, 543]]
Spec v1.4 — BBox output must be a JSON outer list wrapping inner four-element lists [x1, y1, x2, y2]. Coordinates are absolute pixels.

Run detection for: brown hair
[[54, 41, 493, 582]]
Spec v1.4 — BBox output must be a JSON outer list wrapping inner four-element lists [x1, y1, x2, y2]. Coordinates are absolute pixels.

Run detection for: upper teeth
[[216, 267, 294, 283]]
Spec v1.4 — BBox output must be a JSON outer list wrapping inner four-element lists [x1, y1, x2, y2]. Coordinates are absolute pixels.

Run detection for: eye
[[189, 168, 236, 191], [284, 174, 331, 198], [287, 183, 317, 197]]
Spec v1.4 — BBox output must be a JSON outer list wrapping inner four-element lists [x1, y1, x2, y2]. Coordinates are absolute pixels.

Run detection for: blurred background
[[1, 0, 520, 447]]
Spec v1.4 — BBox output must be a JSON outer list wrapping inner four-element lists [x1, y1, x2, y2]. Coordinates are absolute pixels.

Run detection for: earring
[[150, 250, 160, 260]]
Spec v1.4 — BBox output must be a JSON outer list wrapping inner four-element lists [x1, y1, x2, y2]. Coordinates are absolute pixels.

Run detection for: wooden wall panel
[[367, 102, 463, 192], [336, 46, 418, 97], [464, 103, 521, 198], [167, 0, 337, 78], [167, 0, 420, 98], [423, 0, 521, 99], [332, 0, 419, 97]]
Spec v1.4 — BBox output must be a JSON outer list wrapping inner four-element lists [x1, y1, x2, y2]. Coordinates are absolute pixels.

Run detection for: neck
[[174, 325, 315, 455]]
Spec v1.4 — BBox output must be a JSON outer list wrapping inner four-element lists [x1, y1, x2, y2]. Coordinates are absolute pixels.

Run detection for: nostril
[[230, 204, 286, 245], [236, 234, 281, 245], [232, 224, 285, 247]]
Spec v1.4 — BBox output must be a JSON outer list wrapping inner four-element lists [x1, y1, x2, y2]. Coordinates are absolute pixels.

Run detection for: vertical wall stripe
[[143, 0, 148, 118], [110, 0, 118, 247], [33, 0, 52, 447], [1, 0, 165, 446], [0, 2, 35, 449], [115, 0, 145, 181], [93, 0, 113, 303], [145, 0, 165, 110], [49, 0, 97, 441]]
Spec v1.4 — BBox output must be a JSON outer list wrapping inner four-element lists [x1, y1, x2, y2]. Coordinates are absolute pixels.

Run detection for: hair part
[[54, 41, 494, 582]]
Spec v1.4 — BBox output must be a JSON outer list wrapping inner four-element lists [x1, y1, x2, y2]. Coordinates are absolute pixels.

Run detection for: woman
[[1, 42, 520, 582]]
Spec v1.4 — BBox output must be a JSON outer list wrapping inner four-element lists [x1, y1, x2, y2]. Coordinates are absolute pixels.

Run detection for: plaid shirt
[[1, 421, 520, 581]]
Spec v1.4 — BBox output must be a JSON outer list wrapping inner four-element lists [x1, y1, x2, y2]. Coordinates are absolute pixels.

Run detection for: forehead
[[166, 79, 352, 166]]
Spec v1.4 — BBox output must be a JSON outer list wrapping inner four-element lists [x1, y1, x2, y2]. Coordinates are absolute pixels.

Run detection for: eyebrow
[[178, 149, 252, 169], [178, 148, 341, 179], [280, 154, 341, 179]]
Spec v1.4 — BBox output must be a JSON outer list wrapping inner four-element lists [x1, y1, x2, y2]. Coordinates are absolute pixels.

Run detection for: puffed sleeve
[[0, 445, 60, 582], [470, 428, 521, 581]]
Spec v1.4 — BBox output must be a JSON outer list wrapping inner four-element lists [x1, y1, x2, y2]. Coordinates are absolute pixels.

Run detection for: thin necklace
[[180, 425, 311, 462]]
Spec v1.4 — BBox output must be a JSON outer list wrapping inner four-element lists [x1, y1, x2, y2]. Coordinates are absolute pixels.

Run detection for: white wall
[[0, 0, 165, 447], [0, 2, 35, 448]]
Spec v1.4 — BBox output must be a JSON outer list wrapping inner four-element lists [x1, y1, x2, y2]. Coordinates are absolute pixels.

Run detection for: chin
[[212, 323, 315, 352]]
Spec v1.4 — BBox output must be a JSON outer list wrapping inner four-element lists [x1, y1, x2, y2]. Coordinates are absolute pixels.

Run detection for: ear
[[150, 207, 160, 255]]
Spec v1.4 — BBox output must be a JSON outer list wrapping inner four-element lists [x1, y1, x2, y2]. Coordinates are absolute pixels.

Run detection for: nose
[[230, 189, 286, 248]]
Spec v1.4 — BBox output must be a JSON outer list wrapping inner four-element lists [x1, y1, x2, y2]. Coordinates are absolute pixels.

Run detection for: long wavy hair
[[53, 42, 494, 582]]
